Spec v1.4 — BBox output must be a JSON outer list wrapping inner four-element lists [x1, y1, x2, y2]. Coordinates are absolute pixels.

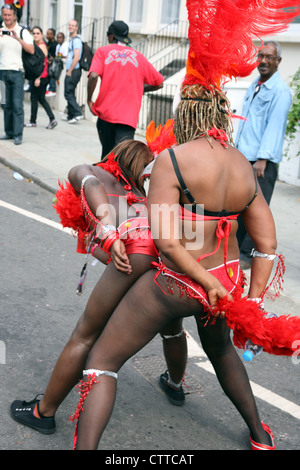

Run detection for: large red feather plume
[[184, 0, 300, 89]]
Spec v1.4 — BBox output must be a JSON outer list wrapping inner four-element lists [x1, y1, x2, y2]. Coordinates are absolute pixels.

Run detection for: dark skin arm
[[240, 184, 277, 297], [68, 165, 132, 274], [144, 83, 164, 93], [253, 159, 267, 178], [87, 72, 99, 116]]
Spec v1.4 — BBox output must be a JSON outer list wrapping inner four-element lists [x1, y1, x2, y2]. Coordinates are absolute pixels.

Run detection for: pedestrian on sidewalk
[[62, 19, 84, 124], [24, 26, 58, 130], [55, 31, 68, 58], [0, 3, 34, 145], [235, 41, 292, 270], [45, 28, 57, 96], [87, 20, 164, 159]]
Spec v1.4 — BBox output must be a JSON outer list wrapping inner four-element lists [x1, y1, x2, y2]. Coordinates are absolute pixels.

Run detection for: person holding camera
[[0, 3, 34, 145]]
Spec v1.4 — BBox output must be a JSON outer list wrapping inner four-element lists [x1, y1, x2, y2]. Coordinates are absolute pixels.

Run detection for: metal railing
[[137, 83, 177, 132], [134, 20, 188, 58]]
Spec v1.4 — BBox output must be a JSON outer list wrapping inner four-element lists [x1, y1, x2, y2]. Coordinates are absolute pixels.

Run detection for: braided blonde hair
[[174, 84, 233, 146]]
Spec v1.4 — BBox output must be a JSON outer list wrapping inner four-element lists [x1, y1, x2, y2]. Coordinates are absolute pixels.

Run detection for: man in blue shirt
[[63, 19, 83, 124], [235, 41, 292, 269]]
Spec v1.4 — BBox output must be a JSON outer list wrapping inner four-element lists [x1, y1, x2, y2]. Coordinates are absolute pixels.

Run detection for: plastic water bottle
[[242, 312, 277, 362], [243, 340, 263, 361]]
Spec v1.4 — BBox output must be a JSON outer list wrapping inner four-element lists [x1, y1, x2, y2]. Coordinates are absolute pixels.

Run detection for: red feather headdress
[[184, 0, 300, 90]]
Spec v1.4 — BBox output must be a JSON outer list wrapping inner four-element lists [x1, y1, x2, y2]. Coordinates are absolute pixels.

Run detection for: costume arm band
[[95, 225, 119, 253], [251, 249, 277, 261], [81, 174, 98, 188], [80, 174, 119, 252]]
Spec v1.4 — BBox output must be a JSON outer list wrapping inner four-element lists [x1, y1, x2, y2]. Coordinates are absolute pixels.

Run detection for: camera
[[2, 31, 12, 36]]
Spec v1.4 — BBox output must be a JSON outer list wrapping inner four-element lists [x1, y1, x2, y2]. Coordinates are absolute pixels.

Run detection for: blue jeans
[[2, 70, 25, 139]]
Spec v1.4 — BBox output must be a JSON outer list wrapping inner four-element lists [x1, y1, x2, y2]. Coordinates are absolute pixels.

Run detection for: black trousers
[[237, 160, 278, 260], [30, 77, 55, 123], [64, 69, 82, 119], [96, 118, 135, 160]]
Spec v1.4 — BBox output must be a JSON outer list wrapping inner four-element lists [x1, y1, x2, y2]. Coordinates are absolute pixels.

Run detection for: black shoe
[[159, 371, 185, 406], [14, 137, 22, 145], [10, 394, 56, 434]]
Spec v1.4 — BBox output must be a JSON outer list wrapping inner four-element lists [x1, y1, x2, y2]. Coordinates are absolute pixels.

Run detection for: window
[[129, 0, 144, 24], [49, 0, 58, 30], [74, 0, 83, 31], [160, 0, 180, 24]]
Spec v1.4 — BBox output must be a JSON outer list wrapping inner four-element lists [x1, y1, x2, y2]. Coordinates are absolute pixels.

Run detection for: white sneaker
[[68, 118, 78, 124], [46, 91, 56, 97], [75, 115, 84, 121]]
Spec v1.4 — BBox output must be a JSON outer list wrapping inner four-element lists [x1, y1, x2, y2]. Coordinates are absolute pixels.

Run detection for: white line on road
[[186, 333, 300, 420], [0, 200, 73, 235], [2, 199, 300, 420]]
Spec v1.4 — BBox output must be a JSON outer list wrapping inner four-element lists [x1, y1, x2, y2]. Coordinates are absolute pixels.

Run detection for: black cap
[[107, 21, 132, 45]]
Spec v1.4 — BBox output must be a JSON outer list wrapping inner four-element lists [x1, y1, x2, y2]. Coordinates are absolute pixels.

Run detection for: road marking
[[2, 199, 300, 420], [186, 332, 300, 420], [0, 200, 73, 235]]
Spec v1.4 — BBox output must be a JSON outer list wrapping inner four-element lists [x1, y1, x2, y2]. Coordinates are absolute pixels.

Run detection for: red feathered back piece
[[184, 0, 300, 89], [53, 180, 86, 233], [146, 119, 177, 155]]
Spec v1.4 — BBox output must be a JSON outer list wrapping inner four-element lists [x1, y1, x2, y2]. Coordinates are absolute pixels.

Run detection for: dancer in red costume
[[10, 136, 188, 437], [65, 0, 300, 451]]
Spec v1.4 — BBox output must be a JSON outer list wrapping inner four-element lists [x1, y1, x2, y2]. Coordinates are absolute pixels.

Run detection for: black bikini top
[[168, 148, 258, 218]]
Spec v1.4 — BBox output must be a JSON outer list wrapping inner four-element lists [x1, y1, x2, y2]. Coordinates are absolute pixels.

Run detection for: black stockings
[[74, 271, 268, 449]]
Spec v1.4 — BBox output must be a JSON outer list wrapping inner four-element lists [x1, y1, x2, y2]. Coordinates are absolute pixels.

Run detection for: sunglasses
[[2, 4, 16, 10]]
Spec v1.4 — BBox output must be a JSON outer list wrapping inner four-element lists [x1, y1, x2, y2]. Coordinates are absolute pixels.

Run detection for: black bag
[[20, 28, 45, 80], [48, 57, 64, 80], [72, 37, 93, 71], [80, 42, 94, 71]]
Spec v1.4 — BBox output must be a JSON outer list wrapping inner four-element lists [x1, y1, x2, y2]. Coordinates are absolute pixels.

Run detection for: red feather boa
[[53, 180, 89, 253], [218, 256, 299, 357], [219, 288, 300, 357], [53, 180, 85, 233]]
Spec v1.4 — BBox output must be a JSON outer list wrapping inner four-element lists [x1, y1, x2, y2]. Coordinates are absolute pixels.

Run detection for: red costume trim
[[152, 258, 243, 319], [69, 373, 100, 450], [95, 152, 134, 190]]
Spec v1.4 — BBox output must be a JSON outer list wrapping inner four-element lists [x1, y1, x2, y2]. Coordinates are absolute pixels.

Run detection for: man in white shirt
[[55, 32, 68, 58], [0, 3, 34, 145]]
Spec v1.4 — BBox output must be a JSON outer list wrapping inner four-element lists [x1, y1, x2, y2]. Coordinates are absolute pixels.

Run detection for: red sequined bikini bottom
[[152, 258, 244, 313]]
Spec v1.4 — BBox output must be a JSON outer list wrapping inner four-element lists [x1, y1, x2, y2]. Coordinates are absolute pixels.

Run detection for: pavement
[[1, 100, 300, 311]]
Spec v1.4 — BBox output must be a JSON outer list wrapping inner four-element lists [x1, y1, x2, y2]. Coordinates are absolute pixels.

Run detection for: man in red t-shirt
[[87, 21, 164, 159]]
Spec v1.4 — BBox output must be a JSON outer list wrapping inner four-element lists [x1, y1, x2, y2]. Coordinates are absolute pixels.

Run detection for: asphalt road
[[1, 164, 299, 453]]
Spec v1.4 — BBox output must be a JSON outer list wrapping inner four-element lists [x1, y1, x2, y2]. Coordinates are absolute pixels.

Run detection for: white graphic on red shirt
[[105, 49, 139, 68]]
